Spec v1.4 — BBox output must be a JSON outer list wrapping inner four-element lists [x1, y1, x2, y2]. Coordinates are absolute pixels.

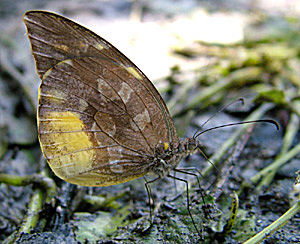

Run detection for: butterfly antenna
[[193, 98, 244, 138], [194, 119, 279, 139]]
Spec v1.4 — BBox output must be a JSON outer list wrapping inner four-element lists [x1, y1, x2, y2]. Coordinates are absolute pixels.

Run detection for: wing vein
[[74, 58, 153, 150], [39, 104, 94, 117]]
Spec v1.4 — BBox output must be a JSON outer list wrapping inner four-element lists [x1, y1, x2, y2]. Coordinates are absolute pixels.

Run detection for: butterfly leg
[[173, 168, 213, 220], [173, 168, 205, 203], [144, 176, 160, 223], [167, 174, 202, 238]]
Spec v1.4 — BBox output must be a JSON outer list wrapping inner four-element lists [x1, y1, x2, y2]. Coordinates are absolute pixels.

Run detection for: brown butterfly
[[23, 11, 278, 237], [24, 9, 206, 234], [23, 10, 200, 187]]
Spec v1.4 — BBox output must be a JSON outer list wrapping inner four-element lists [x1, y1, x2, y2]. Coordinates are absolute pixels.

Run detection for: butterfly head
[[150, 137, 201, 178], [179, 137, 200, 155]]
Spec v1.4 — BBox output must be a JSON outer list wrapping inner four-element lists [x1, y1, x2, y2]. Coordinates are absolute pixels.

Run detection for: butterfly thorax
[[150, 138, 199, 178]]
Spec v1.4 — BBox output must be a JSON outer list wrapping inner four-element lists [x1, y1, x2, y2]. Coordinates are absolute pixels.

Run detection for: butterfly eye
[[187, 138, 197, 152]]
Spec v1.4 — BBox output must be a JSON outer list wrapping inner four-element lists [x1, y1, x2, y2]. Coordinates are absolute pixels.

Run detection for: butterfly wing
[[24, 11, 178, 186]]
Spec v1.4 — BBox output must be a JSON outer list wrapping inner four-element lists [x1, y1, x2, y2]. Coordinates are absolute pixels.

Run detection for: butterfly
[[23, 10, 200, 187], [23, 11, 280, 238]]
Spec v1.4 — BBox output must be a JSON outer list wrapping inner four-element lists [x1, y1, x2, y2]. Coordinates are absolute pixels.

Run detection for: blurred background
[[0, 0, 299, 243]]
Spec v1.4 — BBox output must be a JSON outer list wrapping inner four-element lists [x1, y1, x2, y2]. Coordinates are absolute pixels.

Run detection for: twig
[[251, 113, 299, 189], [212, 124, 254, 199], [185, 67, 263, 113], [202, 103, 275, 177], [0, 46, 36, 110], [222, 192, 239, 235], [243, 200, 300, 244], [251, 143, 300, 187], [0, 173, 56, 205]]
